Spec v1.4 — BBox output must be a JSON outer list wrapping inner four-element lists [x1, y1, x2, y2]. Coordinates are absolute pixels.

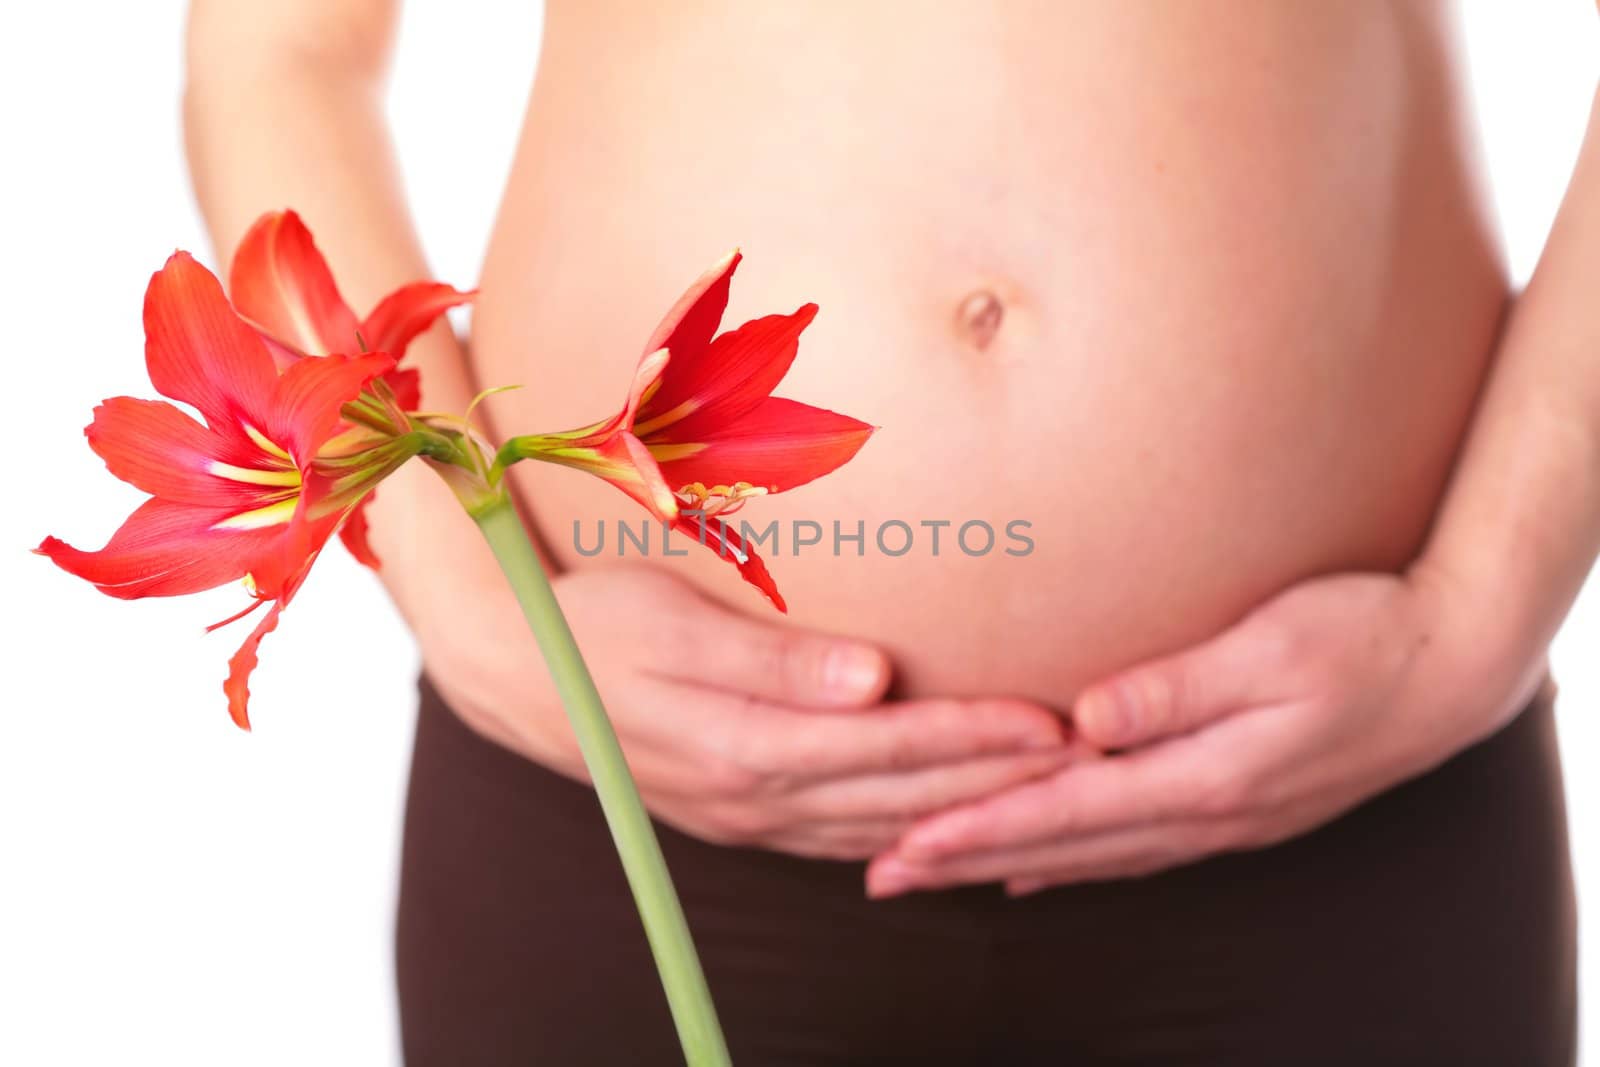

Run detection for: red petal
[[386, 367, 422, 411], [641, 250, 740, 362], [224, 599, 284, 730], [622, 349, 670, 427], [265, 352, 395, 464], [257, 332, 308, 372], [246, 431, 410, 601], [144, 253, 280, 433], [35, 498, 283, 599], [360, 282, 474, 360], [241, 494, 328, 606], [338, 499, 381, 569], [85, 397, 270, 506], [610, 431, 681, 520], [545, 429, 680, 521], [228, 211, 361, 356], [653, 397, 874, 494], [671, 513, 786, 612], [636, 304, 817, 437]]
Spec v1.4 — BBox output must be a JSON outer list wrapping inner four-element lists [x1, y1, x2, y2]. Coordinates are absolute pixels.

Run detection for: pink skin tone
[[186, 1, 1600, 891], [869, 567, 1545, 896], [871, 86, 1600, 894], [184, 0, 1090, 859]]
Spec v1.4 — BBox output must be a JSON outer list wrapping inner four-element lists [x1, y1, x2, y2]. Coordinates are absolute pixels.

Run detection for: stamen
[[674, 481, 770, 517], [206, 597, 266, 633]]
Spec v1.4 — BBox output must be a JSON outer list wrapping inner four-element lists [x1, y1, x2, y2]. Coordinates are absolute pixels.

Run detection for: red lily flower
[[36, 252, 409, 728], [511, 252, 874, 611], [228, 209, 474, 566]]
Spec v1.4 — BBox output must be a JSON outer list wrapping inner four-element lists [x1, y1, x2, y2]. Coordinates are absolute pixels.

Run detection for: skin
[[185, 1, 1600, 894], [184, 0, 1084, 863]]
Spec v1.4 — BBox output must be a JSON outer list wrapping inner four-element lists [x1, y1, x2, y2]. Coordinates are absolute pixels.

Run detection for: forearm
[[1418, 84, 1600, 688], [185, 5, 447, 347], [183, 2, 503, 645]]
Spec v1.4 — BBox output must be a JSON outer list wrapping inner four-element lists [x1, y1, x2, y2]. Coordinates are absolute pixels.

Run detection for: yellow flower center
[[208, 426, 303, 530]]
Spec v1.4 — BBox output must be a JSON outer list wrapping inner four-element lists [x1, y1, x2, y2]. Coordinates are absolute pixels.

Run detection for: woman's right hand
[[425, 560, 1077, 860]]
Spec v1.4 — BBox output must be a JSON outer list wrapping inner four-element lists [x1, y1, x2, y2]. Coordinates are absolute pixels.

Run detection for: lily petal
[[337, 499, 381, 569], [653, 397, 874, 494], [228, 210, 361, 356], [360, 282, 475, 359], [265, 352, 396, 464], [384, 366, 422, 412], [636, 304, 818, 437], [641, 249, 740, 361], [242, 483, 330, 605], [224, 599, 284, 730], [85, 397, 272, 506], [612, 431, 682, 520], [144, 252, 280, 434], [509, 418, 680, 523], [672, 512, 786, 612], [601, 347, 672, 440], [35, 498, 283, 599], [254, 433, 424, 596]]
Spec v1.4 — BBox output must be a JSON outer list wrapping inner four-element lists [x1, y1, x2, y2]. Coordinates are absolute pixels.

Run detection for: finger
[[764, 820, 912, 861], [650, 794, 908, 860], [894, 743, 1211, 860], [1003, 793, 1337, 894], [768, 697, 1071, 780], [786, 747, 1084, 822], [868, 818, 1226, 897], [654, 606, 891, 708], [1001, 823, 1238, 893], [1073, 618, 1282, 749], [676, 684, 1070, 784]]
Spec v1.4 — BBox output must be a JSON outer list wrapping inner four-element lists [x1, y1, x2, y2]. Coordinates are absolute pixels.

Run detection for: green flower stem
[[470, 495, 732, 1067]]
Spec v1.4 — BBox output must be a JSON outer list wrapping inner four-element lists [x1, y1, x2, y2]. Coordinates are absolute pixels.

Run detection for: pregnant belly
[[472, 0, 1508, 707]]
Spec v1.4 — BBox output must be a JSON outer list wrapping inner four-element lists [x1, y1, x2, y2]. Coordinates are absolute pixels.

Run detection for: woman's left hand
[[866, 564, 1547, 897]]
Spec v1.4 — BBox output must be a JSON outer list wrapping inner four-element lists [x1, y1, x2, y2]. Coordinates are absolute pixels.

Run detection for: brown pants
[[396, 676, 1576, 1066]]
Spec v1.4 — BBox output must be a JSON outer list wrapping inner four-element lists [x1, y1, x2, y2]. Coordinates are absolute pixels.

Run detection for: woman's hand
[[866, 564, 1549, 895], [428, 561, 1079, 861]]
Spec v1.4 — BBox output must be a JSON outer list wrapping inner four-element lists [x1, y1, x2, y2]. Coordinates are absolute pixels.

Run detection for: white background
[[1, 3, 1596, 1063]]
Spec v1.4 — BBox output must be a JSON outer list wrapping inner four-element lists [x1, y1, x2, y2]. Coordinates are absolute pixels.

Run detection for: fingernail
[[824, 644, 883, 697], [867, 857, 914, 899]]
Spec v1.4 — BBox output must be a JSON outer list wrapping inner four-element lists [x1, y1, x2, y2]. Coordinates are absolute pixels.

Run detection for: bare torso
[[474, 0, 1507, 706]]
